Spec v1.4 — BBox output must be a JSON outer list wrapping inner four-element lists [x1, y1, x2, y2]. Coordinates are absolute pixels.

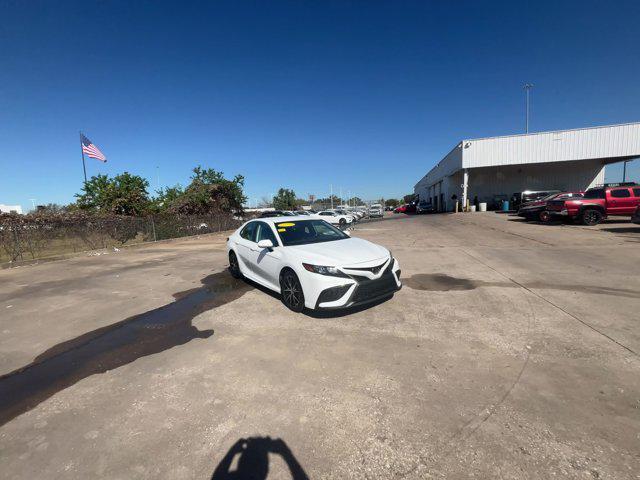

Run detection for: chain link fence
[[0, 213, 242, 266]]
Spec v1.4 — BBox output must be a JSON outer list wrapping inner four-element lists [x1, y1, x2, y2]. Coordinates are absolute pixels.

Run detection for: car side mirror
[[257, 239, 274, 249]]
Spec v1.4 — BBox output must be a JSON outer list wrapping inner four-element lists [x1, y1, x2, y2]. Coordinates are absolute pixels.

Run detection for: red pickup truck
[[546, 183, 640, 226]]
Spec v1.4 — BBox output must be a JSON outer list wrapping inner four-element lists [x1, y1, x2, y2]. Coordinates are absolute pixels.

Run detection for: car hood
[[286, 237, 390, 266]]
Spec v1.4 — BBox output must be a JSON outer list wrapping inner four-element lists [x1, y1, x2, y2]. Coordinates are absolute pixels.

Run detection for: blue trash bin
[[502, 200, 510, 212]]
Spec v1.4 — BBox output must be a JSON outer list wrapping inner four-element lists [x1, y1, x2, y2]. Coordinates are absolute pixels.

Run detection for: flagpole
[[79, 131, 87, 184]]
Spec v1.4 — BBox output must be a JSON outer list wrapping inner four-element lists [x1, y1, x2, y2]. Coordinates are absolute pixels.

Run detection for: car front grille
[[351, 272, 398, 303], [344, 261, 387, 275]]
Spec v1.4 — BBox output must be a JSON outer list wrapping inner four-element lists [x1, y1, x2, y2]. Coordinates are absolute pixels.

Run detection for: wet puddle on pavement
[[404, 273, 640, 299], [0, 271, 251, 426], [403, 273, 482, 291]]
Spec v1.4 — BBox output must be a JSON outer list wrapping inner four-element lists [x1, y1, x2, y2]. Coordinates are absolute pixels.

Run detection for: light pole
[[330, 184, 333, 209], [524, 83, 534, 134]]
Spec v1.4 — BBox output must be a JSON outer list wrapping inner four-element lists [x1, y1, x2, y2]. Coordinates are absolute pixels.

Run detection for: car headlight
[[302, 263, 349, 278]]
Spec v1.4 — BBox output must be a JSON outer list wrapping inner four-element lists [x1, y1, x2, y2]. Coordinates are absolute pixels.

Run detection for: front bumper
[[313, 258, 402, 310]]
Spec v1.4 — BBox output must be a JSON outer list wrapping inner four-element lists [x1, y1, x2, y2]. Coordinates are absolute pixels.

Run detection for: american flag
[[81, 134, 107, 162]]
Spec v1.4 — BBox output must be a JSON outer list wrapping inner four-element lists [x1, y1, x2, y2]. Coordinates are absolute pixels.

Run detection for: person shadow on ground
[[211, 437, 309, 480]]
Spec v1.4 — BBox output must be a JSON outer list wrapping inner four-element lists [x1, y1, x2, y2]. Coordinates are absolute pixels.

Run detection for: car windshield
[[275, 219, 349, 246], [540, 193, 559, 201]]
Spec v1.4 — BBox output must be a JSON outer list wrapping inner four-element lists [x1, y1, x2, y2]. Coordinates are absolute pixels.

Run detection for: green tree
[[384, 198, 400, 208], [110, 172, 152, 215], [152, 184, 185, 211], [403, 194, 416, 204], [170, 166, 246, 214], [316, 195, 342, 206], [272, 188, 297, 210], [75, 172, 151, 215]]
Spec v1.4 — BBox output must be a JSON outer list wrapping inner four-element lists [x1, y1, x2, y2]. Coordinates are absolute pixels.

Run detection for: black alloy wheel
[[339, 218, 346, 227], [229, 251, 243, 279], [581, 209, 602, 226], [539, 210, 551, 223], [280, 270, 305, 312]]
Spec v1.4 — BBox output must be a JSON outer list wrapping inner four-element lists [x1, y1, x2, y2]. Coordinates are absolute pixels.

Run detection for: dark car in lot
[[260, 210, 295, 218], [546, 183, 640, 225], [517, 191, 583, 222], [512, 190, 561, 210], [416, 200, 434, 214]]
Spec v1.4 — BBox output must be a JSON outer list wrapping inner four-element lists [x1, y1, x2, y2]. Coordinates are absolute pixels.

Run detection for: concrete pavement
[[1, 213, 638, 479]]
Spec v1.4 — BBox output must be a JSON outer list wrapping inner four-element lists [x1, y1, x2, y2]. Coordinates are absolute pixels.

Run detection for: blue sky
[[1, 0, 639, 211]]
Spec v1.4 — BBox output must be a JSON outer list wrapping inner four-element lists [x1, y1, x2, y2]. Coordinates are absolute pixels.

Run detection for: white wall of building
[[414, 143, 462, 194], [456, 160, 605, 206], [462, 122, 640, 168], [0, 204, 23, 214], [416, 160, 605, 212], [414, 122, 638, 212]]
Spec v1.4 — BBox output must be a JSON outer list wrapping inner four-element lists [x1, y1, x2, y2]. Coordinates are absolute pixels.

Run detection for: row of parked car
[[516, 182, 640, 226], [259, 207, 371, 227]]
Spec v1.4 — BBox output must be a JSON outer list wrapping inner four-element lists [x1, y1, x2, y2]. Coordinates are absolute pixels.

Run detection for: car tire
[[228, 251, 243, 279], [339, 218, 346, 227], [280, 269, 305, 313], [581, 209, 602, 226], [539, 210, 550, 222]]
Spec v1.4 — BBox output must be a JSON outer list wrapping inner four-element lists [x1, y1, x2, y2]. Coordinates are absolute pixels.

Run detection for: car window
[[611, 189, 631, 198], [255, 222, 278, 245], [633, 188, 640, 197], [275, 219, 349, 246], [584, 189, 605, 199], [240, 222, 258, 241]]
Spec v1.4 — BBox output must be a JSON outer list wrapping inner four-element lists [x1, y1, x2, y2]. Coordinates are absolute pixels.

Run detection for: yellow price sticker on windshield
[[277, 222, 295, 227], [278, 228, 286, 232]]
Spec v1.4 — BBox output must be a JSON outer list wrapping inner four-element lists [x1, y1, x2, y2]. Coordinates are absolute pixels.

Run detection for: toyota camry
[[226, 216, 401, 312]]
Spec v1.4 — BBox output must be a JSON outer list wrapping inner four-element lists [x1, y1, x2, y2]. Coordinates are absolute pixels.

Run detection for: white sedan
[[316, 210, 353, 227], [226, 216, 401, 312]]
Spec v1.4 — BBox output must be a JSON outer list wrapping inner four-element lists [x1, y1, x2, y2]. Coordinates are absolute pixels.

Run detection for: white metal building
[[414, 122, 640, 212], [0, 204, 23, 214]]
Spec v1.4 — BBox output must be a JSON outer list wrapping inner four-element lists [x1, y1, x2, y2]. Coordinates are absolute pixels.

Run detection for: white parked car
[[227, 216, 401, 312], [334, 209, 357, 222], [347, 208, 364, 219], [369, 204, 384, 218], [316, 210, 353, 227]]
